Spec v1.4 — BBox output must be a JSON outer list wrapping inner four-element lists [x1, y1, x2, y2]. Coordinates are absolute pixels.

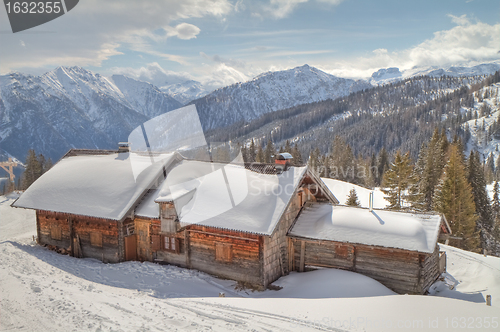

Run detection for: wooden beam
[[0, 158, 18, 182], [184, 229, 191, 268]]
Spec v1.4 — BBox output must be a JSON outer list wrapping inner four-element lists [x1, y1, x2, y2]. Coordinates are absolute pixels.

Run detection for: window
[[50, 225, 61, 241], [90, 232, 103, 247], [162, 235, 179, 253], [215, 243, 233, 263]]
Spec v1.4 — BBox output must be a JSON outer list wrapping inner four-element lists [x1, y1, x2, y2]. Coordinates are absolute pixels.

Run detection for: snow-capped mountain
[[0, 66, 181, 162], [160, 80, 209, 105], [370, 62, 500, 84], [192, 64, 371, 130]]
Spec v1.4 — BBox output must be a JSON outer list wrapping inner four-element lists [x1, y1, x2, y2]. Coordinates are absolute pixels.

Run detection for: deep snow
[[1, 193, 499, 332]]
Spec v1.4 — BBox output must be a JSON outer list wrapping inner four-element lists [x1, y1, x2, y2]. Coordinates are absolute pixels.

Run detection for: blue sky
[[0, 0, 499, 89]]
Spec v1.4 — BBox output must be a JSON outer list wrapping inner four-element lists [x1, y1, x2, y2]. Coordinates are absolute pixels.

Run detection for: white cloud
[[0, 0, 233, 73], [448, 14, 470, 26], [325, 16, 500, 78], [167, 23, 201, 40], [262, 0, 343, 19], [110, 62, 195, 87]]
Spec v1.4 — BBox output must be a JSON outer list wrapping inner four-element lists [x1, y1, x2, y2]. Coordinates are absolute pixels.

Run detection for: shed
[[288, 203, 450, 294]]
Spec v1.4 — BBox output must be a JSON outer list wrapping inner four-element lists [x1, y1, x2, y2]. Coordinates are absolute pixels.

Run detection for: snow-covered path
[[1, 193, 499, 331]]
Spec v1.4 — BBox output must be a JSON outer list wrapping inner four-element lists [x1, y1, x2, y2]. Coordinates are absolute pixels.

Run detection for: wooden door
[[124, 235, 137, 261]]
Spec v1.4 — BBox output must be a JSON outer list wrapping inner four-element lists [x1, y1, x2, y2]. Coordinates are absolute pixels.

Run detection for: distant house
[[13, 148, 450, 294]]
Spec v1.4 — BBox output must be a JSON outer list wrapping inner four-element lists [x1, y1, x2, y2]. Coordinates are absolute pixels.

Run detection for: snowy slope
[[160, 79, 209, 105], [462, 82, 500, 161], [2, 193, 499, 332], [192, 64, 371, 130]]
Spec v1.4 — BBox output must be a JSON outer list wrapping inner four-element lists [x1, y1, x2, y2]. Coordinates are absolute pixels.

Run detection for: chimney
[[118, 142, 130, 152], [275, 152, 293, 172], [369, 191, 374, 212]]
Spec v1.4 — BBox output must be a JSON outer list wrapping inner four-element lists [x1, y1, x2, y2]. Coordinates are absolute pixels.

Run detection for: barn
[[12, 148, 449, 293]]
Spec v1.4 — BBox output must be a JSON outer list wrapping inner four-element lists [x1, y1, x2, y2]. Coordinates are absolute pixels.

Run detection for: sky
[[0, 0, 499, 90]]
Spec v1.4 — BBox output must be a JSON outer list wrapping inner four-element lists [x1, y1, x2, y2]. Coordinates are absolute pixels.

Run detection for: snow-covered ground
[[1, 193, 499, 331]]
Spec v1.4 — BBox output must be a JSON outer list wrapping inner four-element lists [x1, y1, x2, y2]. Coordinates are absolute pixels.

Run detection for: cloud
[[326, 15, 500, 78], [0, 0, 233, 73], [448, 14, 470, 26], [262, 0, 343, 19], [167, 23, 201, 40], [110, 62, 195, 87]]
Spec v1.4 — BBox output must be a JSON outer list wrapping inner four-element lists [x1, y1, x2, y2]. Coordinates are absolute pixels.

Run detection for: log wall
[[37, 210, 122, 263], [290, 237, 441, 295], [262, 188, 311, 287]]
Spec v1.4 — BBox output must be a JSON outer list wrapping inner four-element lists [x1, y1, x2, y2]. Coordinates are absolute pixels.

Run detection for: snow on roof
[[156, 160, 308, 235], [289, 204, 442, 253], [135, 188, 161, 219], [321, 178, 388, 208], [13, 152, 179, 220]]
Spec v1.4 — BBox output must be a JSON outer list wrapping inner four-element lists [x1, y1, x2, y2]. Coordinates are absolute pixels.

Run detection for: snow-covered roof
[[289, 204, 443, 253], [135, 188, 161, 219], [13, 152, 180, 220], [155, 160, 309, 235]]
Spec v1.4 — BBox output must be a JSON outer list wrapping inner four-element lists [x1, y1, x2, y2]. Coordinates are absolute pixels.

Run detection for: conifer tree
[[247, 138, 257, 163], [467, 151, 494, 230], [376, 147, 389, 185], [21, 149, 43, 190], [381, 151, 415, 210], [264, 139, 275, 163], [492, 181, 500, 223], [346, 188, 361, 207], [434, 145, 480, 251], [256, 145, 265, 163], [284, 140, 292, 153], [291, 144, 303, 166]]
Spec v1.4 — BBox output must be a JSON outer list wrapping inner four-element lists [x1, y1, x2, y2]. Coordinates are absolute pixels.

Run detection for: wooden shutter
[[90, 232, 103, 247], [50, 225, 62, 240], [215, 243, 232, 262]]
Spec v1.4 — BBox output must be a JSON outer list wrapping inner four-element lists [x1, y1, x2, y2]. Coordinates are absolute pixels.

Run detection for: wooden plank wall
[[188, 226, 262, 287], [262, 188, 311, 287], [37, 210, 122, 263], [420, 246, 441, 293], [290, 237, 439, 294]]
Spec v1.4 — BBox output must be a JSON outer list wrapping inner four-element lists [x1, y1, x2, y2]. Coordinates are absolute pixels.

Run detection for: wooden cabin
[[13, 148, 449, 294], [13, 149, 182, 263], [288, 203, 451, 294], [127, 158, 337, 289]]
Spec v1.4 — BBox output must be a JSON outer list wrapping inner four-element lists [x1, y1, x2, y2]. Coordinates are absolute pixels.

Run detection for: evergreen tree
[[248, 139, 256, 162], [291, 144, 303, 166], [345, 188, 361, 207], [264, 139, 275, 163], [256, 145, 265, 163], [381, 151, 415, 210], [284, 140, 292, 153], [376, 147, 389, 186], [434, 145, 480, 251], [485, 153, 495, 183], [420, 128, 448, 210], [492, 181, 500, 223], [21, 149, 43, 190], [467, 151, 494, 230]]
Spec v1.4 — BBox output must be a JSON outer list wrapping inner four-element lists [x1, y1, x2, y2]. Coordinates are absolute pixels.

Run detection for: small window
[[50, 225, 62, 241], [215, 243, 232, 263], [90, 232, 103, 247], [162, 235, 179, 253]]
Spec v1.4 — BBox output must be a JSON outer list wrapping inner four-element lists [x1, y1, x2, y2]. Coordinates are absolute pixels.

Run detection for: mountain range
[[1, 62, 500, 166]]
